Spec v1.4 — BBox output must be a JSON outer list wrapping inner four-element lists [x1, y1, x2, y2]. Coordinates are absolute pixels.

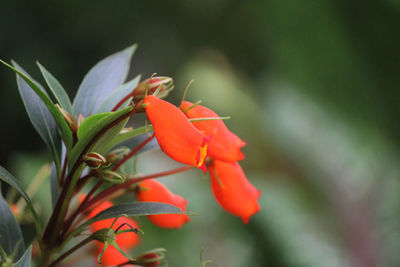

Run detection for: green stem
[[48, 236, 94, 267]]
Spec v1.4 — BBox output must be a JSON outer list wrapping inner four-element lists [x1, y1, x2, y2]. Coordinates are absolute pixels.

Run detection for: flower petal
[[136, 179, 190, 228], [181, 101, 245, 162], [144, 96, 209, 170], [209, 160, 261, 223]]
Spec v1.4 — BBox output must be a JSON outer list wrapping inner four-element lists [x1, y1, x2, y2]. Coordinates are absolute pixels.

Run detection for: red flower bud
[[181, 101, 246, 162], [209, 161, 261, 223], [136, 179, 190, 228], [144, 95, 209, 171], [88, 201, 140, 266]]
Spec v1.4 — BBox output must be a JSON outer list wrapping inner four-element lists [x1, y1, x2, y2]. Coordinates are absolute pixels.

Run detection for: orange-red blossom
[[181, 101, 246, 162], [136, 179, 190, 228], [181, 101, 261, 223], [209, 160, 261, 223], [144, 95, 209, 171]]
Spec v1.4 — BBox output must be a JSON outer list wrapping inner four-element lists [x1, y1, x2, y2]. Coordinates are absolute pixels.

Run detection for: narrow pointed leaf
[[12, 245, 32, 267], [71, 202, 187, 238], [0, 60, 73, 154], [0, 191, 24, 259], [73, 44, 137, 117], [37, 62, 74, 116], [96, 75, 141, 113]]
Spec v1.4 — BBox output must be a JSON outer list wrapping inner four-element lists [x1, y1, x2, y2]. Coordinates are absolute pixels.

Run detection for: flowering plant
[[0, 45, 260, 266]]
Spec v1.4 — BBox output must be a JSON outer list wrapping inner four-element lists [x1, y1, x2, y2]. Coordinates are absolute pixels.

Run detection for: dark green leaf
[[12, 246, 31, 267], [0, 166, 41, 239], [68, 106, 132, 166], [37, 62, 74, 116], [0, 191, 24, 259], [0, 59, 73, 157], [96, 75, 141, 113], [79, 202, 186, 231], [5, 61, 62, 175], [73, 44, 137, 117]]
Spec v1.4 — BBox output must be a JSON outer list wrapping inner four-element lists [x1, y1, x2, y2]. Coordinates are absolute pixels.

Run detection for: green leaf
[[37, 62, 74, 116], [96, 75, 141, 113], [77, 112, 113, 140], [12, 246, 31, 267], [2, 61, 62, 176], [73, 44, 137, 117], [72, 202, 187, 238], [0, 191, 24, 260], [0, 166, 41, 241], [0, 60, 73, 156], [68, 106, 133, 166]]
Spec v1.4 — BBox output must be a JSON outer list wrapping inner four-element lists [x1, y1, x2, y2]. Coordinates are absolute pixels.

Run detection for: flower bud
[[56, 104, 78, 132], [82, 152, 109, 169], [136, 253, 162, 266], [133, 76, 173, 100], [95, 169, 126, 184]]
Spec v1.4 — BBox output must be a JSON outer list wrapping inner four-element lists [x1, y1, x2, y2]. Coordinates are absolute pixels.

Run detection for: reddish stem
[[112, 133, 155, 171], [112, 93, 133, 111], [61, 133, 155, 237], [82, 165, 194, 215]]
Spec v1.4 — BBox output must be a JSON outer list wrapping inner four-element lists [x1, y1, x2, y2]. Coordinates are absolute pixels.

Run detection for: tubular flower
[[144, 95, 210, 171], [88, 201, 140, 266], [136, 179, 190, 228], [181, 101, 246, 162], [209, 160, 261, 223]]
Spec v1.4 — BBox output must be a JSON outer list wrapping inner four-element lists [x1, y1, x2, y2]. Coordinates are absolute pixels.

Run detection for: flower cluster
[[141, 91, 261, 225]]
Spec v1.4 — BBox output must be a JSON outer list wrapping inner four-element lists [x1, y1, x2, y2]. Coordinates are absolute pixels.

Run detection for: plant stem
[[48, 236, 94, 267], [83, 165, 194, 214], [42, 106, 139, 247], [61, 133, 155, 237], [112, 133, 155, 170]]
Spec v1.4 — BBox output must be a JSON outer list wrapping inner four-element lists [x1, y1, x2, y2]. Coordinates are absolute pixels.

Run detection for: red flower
[[209, 160, 261, 223], [88, 201, 140, 266], [144, 95, 209, 171], [136, 179, 190, 228], [181, 101, 246, 162]]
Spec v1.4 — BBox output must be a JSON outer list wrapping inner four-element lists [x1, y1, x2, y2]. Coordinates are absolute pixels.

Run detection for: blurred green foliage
[[1, 1, 400, 266]]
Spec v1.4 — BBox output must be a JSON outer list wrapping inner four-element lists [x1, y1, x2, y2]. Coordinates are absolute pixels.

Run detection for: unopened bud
[[105, 147, 131, 164], [95, 169, 126, 184], [133, 76, 174, 100], [56, 104, 78, 132], [82, 152, 109, 169], [135, 249, 166, 267]]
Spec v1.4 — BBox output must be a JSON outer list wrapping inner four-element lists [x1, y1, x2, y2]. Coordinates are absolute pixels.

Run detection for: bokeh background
[[1, 1, 400, 266]]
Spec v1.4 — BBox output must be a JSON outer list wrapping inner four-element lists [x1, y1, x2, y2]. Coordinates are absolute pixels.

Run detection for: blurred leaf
[[50, 163, 59, 208], [73, 44, 137, 117], [255, 177, 351, 267], [0, 166, 41, 240], [68, 106, 132, 166], [37, 62, 74, 116], [96, 75, 141, 113], [0, 191, 24, 260], [12, 246, 31, 267]]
